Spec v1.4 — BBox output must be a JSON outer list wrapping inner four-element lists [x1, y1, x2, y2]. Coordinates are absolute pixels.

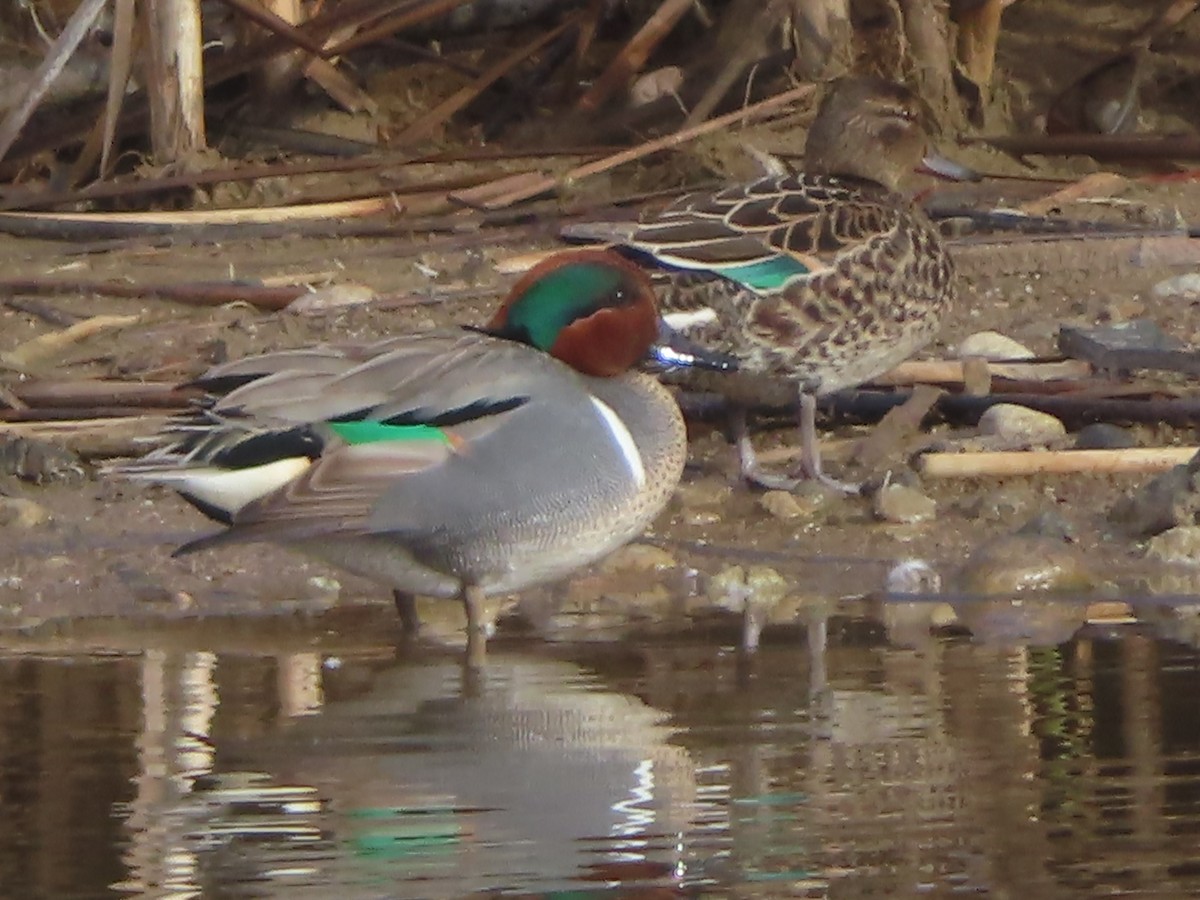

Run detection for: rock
[[600, 544, 677, 572], [1152, 273, 1200, 299], [960, 534, 1097, 595], [885, 559, 942, 595], [1016, 510, 1076, 541], [111, 562, 174, 605], [958, 331, 1035, 361], [1145, 526, 1200, 566], [303, 575, 342, 602], [1075, 422, 1136, 450], [757, 486, 838, 521], [0, 437, 84, 485], [286, 284, 376, 314], [1109, 449, 1200, 536], [959, 484, 1037, 522], [873, 483, 936, 524], [759, 490, 805, 520], [707, 565, 788, 608], [675, 480, 733, 526], [978, 403, 1066, 446], [0, 496, 51, 529]]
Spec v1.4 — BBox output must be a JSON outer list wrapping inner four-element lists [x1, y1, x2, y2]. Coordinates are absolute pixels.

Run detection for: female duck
[[116, 250, 687, 662], [598, 75, 959, 491]]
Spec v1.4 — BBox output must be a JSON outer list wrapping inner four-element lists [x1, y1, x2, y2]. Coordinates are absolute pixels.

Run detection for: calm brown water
[[3, 610, 1200, 898]]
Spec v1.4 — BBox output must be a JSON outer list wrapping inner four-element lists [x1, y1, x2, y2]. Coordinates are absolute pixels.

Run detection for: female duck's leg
[[793, 392, 861, 495], [393, 591, 421, 633], [732, 404, 803, 491], [462, 583, 488, 669], [732, 397, 860, 494]]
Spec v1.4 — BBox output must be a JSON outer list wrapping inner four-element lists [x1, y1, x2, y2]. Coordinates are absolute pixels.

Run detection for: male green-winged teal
[[580, 75, 960, 492], [114, 250, 688, 663]]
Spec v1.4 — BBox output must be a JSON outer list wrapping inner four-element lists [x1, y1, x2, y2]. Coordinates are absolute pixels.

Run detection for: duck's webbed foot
[[731, 398, 861, 495]]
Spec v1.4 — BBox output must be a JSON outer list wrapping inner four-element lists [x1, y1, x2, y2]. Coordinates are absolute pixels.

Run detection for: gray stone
[[1145, 526, 1200, 566], [1109, 449, 1200, 536], [1075, 423, 1136, 450], [978, 403, 1067, 446], [1152, 273, 1200, 299], [958, 331, 1035, 361], [0, 496, 51, 529], [960, 534, 1097, 595], [873, 483, 937, 524]]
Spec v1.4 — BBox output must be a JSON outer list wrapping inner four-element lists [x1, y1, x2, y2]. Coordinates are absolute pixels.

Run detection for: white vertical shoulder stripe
[[588, 397, 646, 489]]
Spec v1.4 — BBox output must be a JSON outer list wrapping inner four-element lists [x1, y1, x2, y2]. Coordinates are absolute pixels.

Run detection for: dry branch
[[142, 0, 207, 163], [0, 415, 172, 458], [0, 0, 108, 163], [0, 278, 310, 311], [576, 0, 695, 113], [468, 83, 816, 209], [918, 447, 1198, 478]]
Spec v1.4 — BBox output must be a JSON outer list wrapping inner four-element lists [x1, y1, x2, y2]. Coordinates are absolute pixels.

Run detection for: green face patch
[[503, 262, 625, 350]]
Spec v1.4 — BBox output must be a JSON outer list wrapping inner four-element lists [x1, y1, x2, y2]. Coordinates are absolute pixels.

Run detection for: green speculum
[[329, 421, 451, 446]]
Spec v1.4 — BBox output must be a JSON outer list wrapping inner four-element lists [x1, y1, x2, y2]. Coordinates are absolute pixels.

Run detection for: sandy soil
[[1, 180, 1198, 645], [2, 0, 1200, 644]]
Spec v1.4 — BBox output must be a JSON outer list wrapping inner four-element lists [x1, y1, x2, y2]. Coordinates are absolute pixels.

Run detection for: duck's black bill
[[646, 325, 740, 374]]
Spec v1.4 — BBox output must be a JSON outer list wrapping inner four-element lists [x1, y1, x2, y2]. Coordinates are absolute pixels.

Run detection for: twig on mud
[[8, 380, 199, 410], [918, 447, 1198, 478], [463, 83, 817, 209], [0, 406, 185, 422], [1, 314, 141, 372], [0, 278, 310, 312], [873, 359, 1094, 387], [849, 384, 944, 471], [830, 389, 1200, 428], [0, 415, 172, 458], [968, 133, 1200, 161], [2, 296, 82, 327], [3, 142, 622, 212]]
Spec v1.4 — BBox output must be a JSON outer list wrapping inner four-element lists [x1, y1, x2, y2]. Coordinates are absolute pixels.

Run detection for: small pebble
[[1145, 526, 1200, 566], [759, 490, 804, 520], [978, 403, 1066, 446], [873, 483, 936, 524], [0, 437, 84, 484], [1075, 422, 1136, 450], [303, 575, 342, 602], [958, 331, 1035, 361], [286, 284, 375, 314], [0, 496, 51, 529], [885, 559, 942, 595], [1152, 272, 1200, 299], [600, 544, 677, 572]]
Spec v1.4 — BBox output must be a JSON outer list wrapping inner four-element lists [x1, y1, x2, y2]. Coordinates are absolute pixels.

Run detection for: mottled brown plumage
[[612, 76, 958, 491]]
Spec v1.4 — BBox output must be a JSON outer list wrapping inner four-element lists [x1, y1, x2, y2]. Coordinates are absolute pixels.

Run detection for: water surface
[[3, 612, 1200, 897]]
